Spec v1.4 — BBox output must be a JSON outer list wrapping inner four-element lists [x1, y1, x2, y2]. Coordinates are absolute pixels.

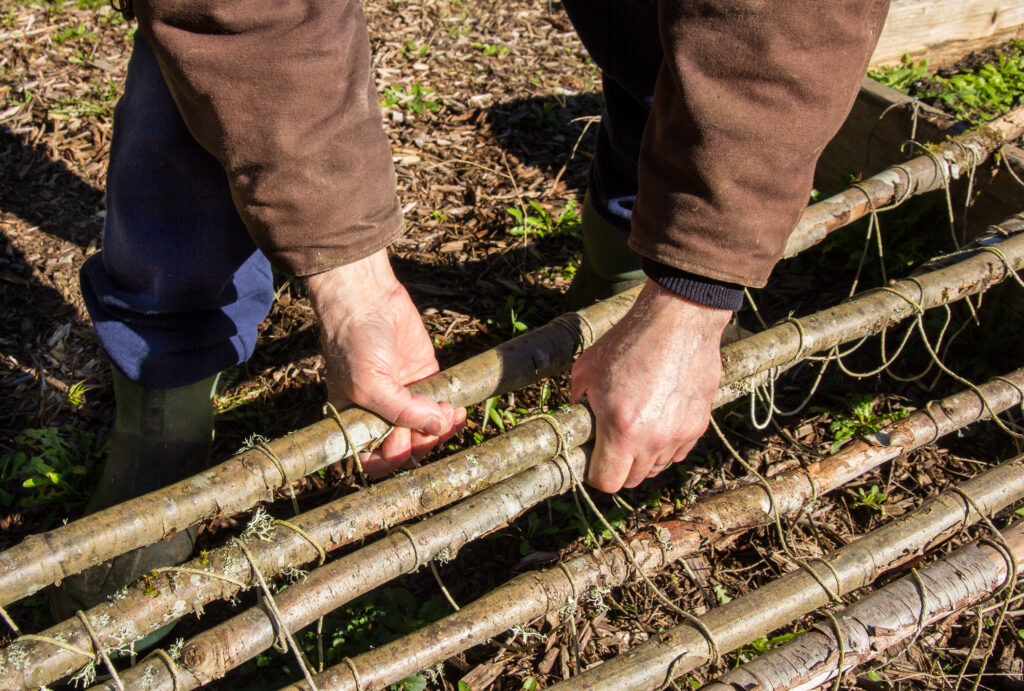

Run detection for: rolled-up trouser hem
[[80, 32, 274, 389]]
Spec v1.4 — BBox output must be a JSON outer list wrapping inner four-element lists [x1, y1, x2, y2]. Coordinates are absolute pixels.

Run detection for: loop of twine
[[77, 610, 124, 691], [550, 311, 597, 354], [342, 656, 364, 691], [142, 648, 182, 691], [323, 403, 369, 489], [254, 440, 300, 515], [231, 538, 319, 690], [276, 519, 327, 566], [392, 525, 425, 573]]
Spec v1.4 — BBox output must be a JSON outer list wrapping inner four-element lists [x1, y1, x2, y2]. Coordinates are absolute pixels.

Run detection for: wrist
[[640, 279, 733, 332], [306, 249, 400, 316]]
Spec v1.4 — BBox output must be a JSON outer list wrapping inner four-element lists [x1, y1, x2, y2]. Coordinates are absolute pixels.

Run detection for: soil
[[0, 2, 1022, 690]]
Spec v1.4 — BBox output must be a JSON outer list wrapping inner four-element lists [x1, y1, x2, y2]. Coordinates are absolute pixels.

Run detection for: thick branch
[[704, 522, 1024, 691]]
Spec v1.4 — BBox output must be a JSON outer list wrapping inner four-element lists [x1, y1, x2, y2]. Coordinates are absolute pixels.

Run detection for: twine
[[342, 657, 364, 691], [391, 525, 425, 572], [550, 311, 597, 354], [276, 519, 327, 566], [323, 403, 368, 489], [142, 648, 182, 691], [253, 440, 300, 515], [232, 538, 319, 690], [77, 610, 123, 691]]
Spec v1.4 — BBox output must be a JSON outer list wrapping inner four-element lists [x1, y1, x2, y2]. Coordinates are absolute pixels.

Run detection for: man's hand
[[306, 249, 464, 475], [571, 280, 731, 492]]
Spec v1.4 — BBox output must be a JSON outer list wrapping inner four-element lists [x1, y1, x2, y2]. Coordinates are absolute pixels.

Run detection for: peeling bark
[[784, 104, 1024, 258], [546, 457, 1024, 691], [704, 523, 1024, 691], [276, 433, 1024, 691]]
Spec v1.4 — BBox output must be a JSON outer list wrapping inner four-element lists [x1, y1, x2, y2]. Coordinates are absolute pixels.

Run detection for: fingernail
[[426, 416, 445, 437]]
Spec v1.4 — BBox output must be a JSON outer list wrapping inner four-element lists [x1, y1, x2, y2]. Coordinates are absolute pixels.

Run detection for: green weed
[[381, 84, 442, 113], [852, 484, 888, 515], [735, 631, 802, 664], [472, 42, 509, 57], [65, 380, 89, 409], [507, 199, 581, 239], [870, 43, 1024, 123], [824, 395, 908, 453], [0, 426, 106, 510], [400, 40, 429, 59]]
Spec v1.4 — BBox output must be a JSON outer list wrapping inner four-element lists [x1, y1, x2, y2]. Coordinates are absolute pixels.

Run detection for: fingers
[[353, 373, 451, 437], [357, 402, 467, 475]]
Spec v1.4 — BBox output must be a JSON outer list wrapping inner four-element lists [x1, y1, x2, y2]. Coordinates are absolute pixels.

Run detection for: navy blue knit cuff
[[642, 259, 745, 311]]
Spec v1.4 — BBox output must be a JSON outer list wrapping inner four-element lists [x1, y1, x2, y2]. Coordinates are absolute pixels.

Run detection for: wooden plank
[[871, 0, 1024, 68]]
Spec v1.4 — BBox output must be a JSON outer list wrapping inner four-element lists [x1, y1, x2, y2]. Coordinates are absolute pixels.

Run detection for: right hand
[[306, 249, 465, 475]]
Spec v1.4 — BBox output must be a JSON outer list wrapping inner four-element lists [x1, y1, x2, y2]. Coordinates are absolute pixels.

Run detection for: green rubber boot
[[50, 369, 218, 649], [565, 192, 646, 309]]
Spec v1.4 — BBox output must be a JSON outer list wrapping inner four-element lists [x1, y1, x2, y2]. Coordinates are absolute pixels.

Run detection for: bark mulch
[[0, 1, 1021, 689]]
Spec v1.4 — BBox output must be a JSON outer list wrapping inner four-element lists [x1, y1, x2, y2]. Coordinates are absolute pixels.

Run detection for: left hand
[[571, 280, 731, 492]]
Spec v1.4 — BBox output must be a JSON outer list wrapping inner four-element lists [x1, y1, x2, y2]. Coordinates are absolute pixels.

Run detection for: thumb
[[356, 372, 447, 437]]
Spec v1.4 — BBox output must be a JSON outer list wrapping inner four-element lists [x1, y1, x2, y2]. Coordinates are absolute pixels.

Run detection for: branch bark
[[704, 522, 1024, 691], [271, 397, 1024, 691], [545, 457, 1024, 691], [783, 104, 1024, 258]]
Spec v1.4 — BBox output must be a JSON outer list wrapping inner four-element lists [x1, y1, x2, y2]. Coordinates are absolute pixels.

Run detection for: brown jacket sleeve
[[134, 0, 402, 277], [630, 0, 890, 287]]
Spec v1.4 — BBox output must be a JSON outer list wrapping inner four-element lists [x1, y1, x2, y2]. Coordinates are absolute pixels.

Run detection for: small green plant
[[870, 44, 1024, 123], [391, 674, 427, 691], [853, 484, 888, 514], [0, 426, 106, 510], [381, 84, 442, 113], [712, 583, 732, 604], [507, 199, 581, 239], [52, 23, 96, 46], [401, 40, 429, 59], [65, 380, 89, 409], [472, 42, 510, 57], [825, 395, 909, 453], [735, 631, 801, 664], [521, 677, 539, 691], [480, 395, 517, 434]]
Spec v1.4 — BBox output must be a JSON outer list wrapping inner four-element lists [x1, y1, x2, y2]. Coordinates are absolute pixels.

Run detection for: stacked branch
[[3, 110, 1020, 605], [704, 522, 1024, 691], [91, 370, 1024, 691], [177, 369, 1014, 691], [0, 288, 634, 607], [4, 215, 1023, 689], [783, 103, 1024, 258], [546, 458, 1024, 691]]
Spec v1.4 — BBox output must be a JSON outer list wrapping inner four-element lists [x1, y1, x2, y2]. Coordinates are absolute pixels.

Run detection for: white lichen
[[241, 506, 277, 542]]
